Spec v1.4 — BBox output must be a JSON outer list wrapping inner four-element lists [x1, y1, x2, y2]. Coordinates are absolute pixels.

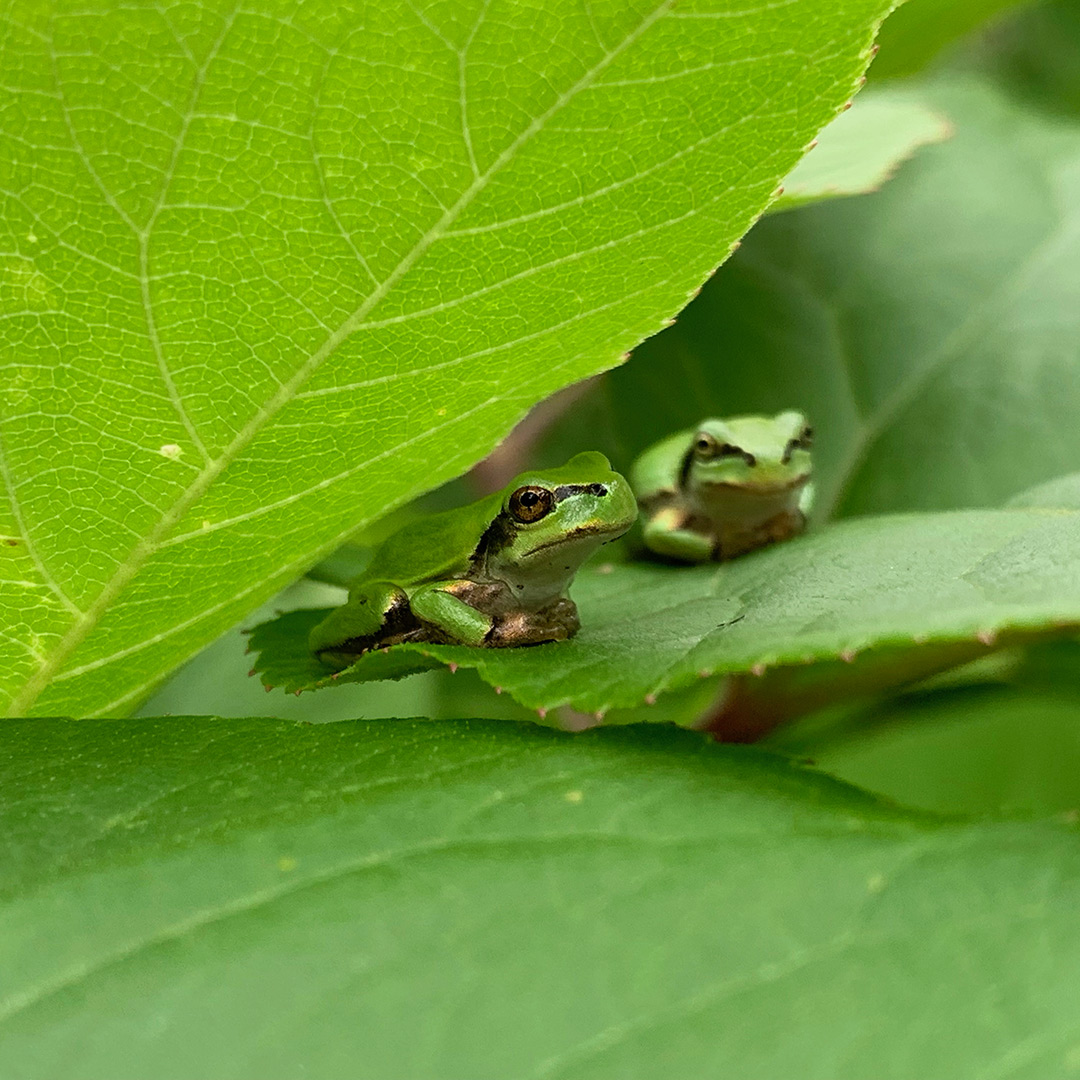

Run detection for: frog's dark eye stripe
[[781, 425, 814, 464], [509, 485, 555, 523], [554, 483, 608, 501], [719, 443, 756, 466], [693, 433, 755, 467]]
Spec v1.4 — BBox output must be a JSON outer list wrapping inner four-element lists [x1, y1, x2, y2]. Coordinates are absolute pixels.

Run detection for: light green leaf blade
[[773, 90, 952, 212], [5, 716, 1080, 1079], [0, 0, 890, 718], [612, 79, 1080, 520], [251, 507, 1080, 714]]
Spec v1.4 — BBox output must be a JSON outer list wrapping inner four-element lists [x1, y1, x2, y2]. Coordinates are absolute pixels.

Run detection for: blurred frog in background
[[631, 411, 813, 563]]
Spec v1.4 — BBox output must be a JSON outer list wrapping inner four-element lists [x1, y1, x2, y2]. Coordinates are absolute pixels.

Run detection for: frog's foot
[[641, 507, 715, 564], [487, 597, 580, 647]]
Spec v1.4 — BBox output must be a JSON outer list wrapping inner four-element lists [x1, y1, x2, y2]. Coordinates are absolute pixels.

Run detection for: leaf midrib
[[5, 1, 674, 716]]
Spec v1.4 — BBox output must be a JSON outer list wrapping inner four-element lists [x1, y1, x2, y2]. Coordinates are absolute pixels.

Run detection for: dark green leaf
[[870, 0, 1038, 80], [4, 716, 1080, 1079]]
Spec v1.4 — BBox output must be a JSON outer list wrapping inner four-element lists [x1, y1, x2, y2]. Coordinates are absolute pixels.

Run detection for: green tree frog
[[630, 412, 813, 563], [310, 452, 637, 668]]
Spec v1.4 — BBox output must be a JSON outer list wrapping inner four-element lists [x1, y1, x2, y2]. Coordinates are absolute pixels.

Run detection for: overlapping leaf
[[772, 89, 951, 211], [0, 0, 891, 718]]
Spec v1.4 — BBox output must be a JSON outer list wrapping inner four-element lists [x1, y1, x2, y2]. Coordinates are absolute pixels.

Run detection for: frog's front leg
[[309, 580, 415, 665], [642, 507, 714, 564], [409, 579, 497, 646]]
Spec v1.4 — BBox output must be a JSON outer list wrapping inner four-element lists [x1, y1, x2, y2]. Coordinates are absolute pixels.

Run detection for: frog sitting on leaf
[[632, 411, 813, 563], [311, 452, 637, 669]]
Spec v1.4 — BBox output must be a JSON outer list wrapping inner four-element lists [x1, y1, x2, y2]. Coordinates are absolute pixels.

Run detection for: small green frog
[[310, 452, 637, 668], [631, 412, 813, 563]]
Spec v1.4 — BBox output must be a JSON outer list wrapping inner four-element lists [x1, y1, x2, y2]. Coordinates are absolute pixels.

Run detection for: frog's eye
[[693, 433, 719, 457], [509, 485, 555, 523]]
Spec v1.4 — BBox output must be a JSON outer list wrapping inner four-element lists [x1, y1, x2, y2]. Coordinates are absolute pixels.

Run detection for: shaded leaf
[[870, 0, 1038, 80], [3, 716, 1080, 1079], [778, 682, 1080, 815]]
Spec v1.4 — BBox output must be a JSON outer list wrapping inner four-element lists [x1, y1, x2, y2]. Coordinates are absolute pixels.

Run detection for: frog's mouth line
[[524, 522, 627, 557], [701, 474, 811, 496]]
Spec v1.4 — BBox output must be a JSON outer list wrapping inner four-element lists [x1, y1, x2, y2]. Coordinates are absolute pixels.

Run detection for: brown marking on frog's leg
[[316, 589, 427, 668]]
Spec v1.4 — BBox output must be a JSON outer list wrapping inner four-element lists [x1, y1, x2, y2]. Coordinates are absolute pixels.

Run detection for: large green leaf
[[4, 716, 1080, 1079], [252, 506, 1080, 715], [0, 0, 890, 719], [607, 79, 1080, 520]]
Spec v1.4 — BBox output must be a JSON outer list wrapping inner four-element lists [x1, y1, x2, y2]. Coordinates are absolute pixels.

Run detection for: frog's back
[[630, 429, 694, 501], [359, 492, 502, 585]]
